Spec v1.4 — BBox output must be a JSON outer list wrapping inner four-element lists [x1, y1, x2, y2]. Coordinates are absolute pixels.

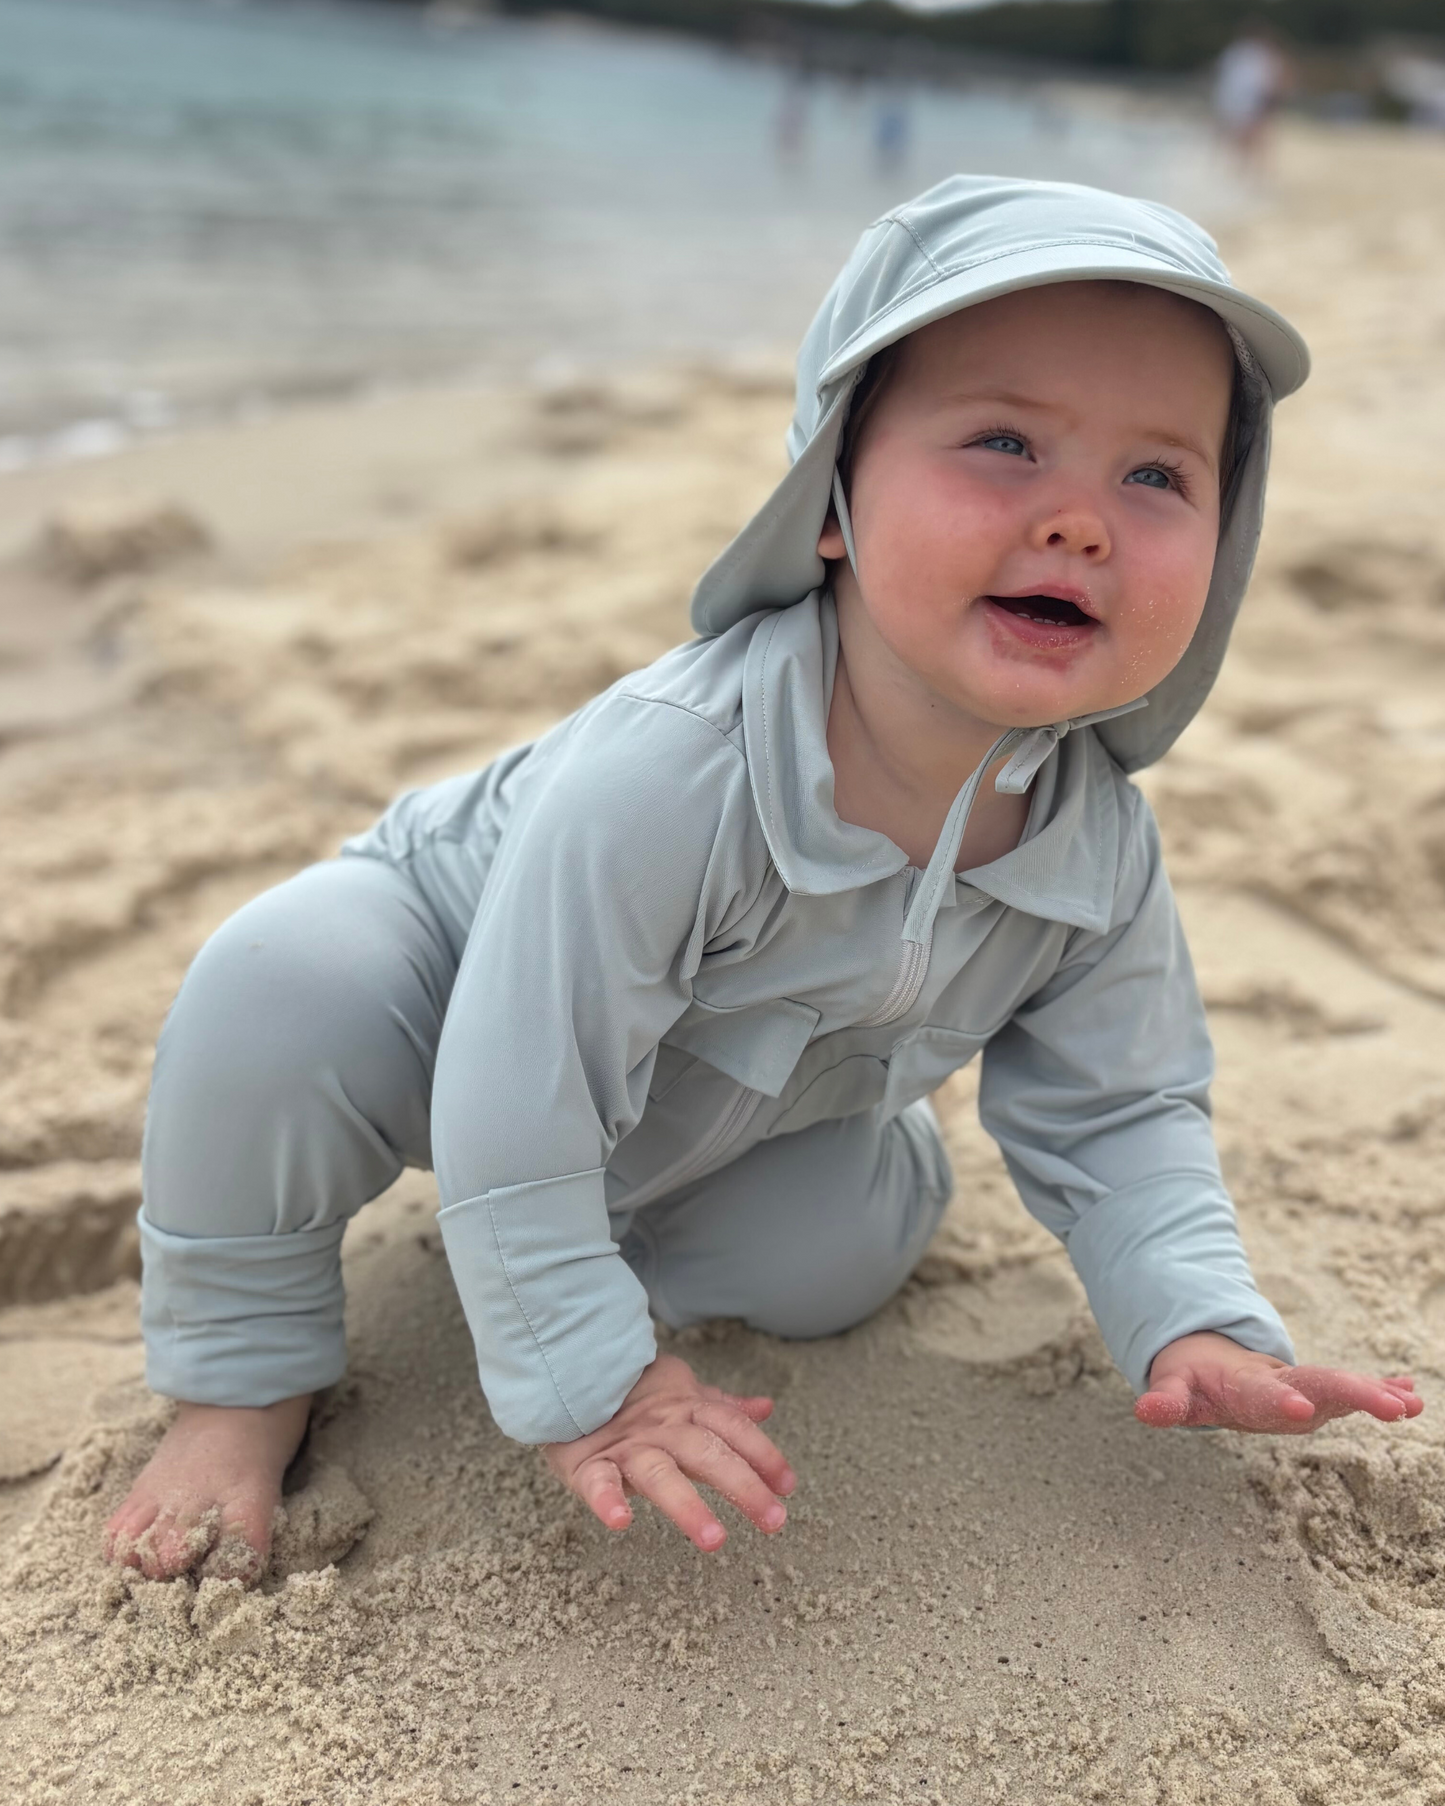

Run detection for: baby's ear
[[817, 509, 847, 560]]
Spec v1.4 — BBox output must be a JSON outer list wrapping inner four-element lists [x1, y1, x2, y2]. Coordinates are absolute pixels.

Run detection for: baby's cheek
[[1117, 546, 1214, 679], [1117, 598, 1203, 689], [868, 535, 984, 645], [872, 462, 1014, 578], [877, 500, 1001, 611]]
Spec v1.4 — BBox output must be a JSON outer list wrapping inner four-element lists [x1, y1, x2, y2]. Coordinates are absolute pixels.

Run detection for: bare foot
[[103, 1393, 313, 1584]]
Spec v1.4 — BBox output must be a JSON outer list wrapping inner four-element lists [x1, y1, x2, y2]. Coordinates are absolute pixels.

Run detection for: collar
[[741, 592, 1133, 937]]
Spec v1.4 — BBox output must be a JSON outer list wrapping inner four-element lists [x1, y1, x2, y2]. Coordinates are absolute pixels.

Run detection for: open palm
[[1136, 1331, 1422, 1434]]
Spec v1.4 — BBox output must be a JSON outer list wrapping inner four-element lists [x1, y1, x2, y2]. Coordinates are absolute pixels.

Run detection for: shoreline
[[1, 0, 1251, 456]]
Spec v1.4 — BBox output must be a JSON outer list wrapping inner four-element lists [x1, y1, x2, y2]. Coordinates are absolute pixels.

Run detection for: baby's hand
[[543, 1352, 796, 1551], [1136, 1331, 1423, 1434]]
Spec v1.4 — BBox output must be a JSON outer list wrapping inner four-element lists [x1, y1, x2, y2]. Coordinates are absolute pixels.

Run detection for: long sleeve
[[977, 787, 1294, 1393], [429, 692, 763, 1444]]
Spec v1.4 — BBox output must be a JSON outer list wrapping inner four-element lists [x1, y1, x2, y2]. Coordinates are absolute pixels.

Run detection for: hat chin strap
[[830, 467, 861, 577]]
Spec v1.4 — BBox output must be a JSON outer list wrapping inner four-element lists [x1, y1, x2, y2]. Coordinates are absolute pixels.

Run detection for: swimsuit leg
[[139, 855, 456, 1407], [623, 1099, 953, 1339]]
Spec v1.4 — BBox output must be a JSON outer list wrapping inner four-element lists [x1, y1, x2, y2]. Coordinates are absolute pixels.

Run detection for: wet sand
[[5, 122, 1445, 1804]]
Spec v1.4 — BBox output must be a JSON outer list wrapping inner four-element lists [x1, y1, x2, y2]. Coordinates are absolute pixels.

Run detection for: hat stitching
[[880, 212, 945, 278]]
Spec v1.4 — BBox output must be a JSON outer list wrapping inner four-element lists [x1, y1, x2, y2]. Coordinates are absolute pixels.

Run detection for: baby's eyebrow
[[1146, 428, 1217, 468], [938, 387, 1051, 414]]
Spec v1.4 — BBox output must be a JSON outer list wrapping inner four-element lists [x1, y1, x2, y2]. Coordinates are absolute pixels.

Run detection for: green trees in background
[[496, 0, 1445, 73], [862, 0, 1445, 70]]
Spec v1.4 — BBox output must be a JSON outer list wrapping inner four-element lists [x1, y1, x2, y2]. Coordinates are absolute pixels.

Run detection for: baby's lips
[[986, 580, 1103, 619]]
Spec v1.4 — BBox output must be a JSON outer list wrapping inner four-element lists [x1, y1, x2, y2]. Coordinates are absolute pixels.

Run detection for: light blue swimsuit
[[138, 176, 1310, 1444]]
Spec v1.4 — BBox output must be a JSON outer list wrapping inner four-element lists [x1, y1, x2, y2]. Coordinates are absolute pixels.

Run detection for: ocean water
[[0, 0, 1244, 461]]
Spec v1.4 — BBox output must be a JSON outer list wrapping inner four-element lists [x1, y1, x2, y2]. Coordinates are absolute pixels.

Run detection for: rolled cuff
[[139, 1210, 348, 1406], [438, 1168, 657, 1445], [1064, 1175, 1295, 1394]]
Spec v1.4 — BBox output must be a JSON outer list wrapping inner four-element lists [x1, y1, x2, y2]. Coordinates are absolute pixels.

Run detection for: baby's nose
[[1047, 527, 1104, 554], [1038, 507, 1111, 560]]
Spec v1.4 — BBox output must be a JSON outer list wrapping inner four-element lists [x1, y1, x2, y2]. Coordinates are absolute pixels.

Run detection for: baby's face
[[820, 281, 1235, 731]]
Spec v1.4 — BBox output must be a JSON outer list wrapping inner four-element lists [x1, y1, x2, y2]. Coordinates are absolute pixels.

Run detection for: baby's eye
[[975, 433, 1028, 457], [1124, 465, 1174, 490]]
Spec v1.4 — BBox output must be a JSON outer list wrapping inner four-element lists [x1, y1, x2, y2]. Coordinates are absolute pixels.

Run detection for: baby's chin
[[928, 645, 1137, 734]]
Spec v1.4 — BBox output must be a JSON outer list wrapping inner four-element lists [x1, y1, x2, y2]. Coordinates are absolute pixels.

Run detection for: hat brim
[[817, 241, 1310, 401]]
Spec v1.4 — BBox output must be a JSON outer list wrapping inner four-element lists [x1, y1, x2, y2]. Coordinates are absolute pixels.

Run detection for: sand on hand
[[4, 123, 1445, 1804]]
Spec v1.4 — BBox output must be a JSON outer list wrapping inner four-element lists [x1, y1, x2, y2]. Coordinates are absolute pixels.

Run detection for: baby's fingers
[[693, 1399, 797, 1496], [699, 1383, 775, 1423], [1226, 1365, 1317, 1431], [1286, 1365, 1424, 1424], [620, 1449, 727, 1551], [1134, 1373, 1196, 1429], [672, 1424, 788, 1536], [1140, 1364, 1315, 1432], [572, 1455, 633, 1532]]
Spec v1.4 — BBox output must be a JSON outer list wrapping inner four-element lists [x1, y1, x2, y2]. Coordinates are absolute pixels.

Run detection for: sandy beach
[[5, 120, 1445, 1804]]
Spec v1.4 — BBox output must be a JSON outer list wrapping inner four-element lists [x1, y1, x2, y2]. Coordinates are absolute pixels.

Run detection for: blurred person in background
[[775, 64, 812, 168], [874, 89, 910, 176], [1213, 23, 1294, 166]]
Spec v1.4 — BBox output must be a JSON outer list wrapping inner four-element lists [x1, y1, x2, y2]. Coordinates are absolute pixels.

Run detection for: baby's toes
[[140, 1501, 221, 1580], [103, 1495, 160, 1567], [199, 1494, 275, 1585]]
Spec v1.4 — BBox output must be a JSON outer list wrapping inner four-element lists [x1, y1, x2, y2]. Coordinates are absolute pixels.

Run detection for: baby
[[106, 176, 1422, 1582]]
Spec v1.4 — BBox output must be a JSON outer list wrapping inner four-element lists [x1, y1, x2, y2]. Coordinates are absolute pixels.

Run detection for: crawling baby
[[106, 176, 1422, 1582]]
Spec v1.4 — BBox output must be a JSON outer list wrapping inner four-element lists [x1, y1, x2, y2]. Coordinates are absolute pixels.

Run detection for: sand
[[5, 120, 1445, 1804]]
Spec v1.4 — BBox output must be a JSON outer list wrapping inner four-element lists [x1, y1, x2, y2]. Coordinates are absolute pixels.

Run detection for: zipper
[[853, 935, 929, 1029], [619, 1083, 766, 1210]]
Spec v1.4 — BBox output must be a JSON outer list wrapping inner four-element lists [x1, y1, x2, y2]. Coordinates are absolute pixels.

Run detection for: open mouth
[[986, 593, 1098, 628]]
